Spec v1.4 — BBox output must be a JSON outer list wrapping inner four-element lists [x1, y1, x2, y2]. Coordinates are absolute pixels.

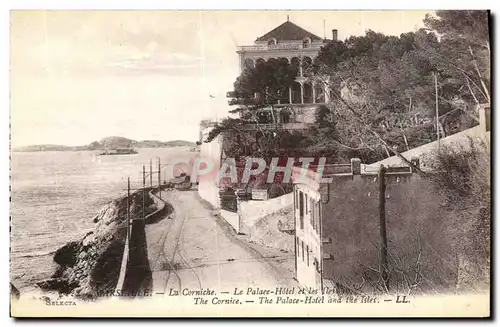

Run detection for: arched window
[[292, 82, 302, 104], [255, 58, 266, 67], [291, 57, 300, 75], [302, 38, 311, 48], [302, 56, 312, 72], [267, 38, 277, 46], [267, 57, 278, 65], [278, 57, 290, 64]]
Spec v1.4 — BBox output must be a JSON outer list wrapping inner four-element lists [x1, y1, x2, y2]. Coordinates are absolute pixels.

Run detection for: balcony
[[241, 122, 310, 130], [237, 43, 323, 52]]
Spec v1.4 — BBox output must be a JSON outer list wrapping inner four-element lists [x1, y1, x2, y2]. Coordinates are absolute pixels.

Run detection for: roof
[[256, 20, 322, 42], [169, 175, 187, 184]]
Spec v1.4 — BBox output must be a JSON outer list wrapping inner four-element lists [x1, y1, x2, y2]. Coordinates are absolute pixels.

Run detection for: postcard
[[10, 10, 490, 318]]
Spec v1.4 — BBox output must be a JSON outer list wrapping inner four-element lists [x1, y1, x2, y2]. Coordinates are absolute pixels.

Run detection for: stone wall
[[115, 189, 165, 296], [320, 172, 456, 293], [249, 205, 295, 253], [197, 127, 223, 209], [220, 210, 240, 234], [238, 193, 293, 235]]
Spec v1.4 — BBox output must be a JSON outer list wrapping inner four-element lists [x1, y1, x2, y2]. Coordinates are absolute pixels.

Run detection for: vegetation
[[429, 139, 490, 290], [202, 11, 490, 294], [205, 10, 489, 166]]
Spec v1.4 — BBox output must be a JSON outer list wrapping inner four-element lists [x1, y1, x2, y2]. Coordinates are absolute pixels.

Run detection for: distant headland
[[12, 136, 197, 152]]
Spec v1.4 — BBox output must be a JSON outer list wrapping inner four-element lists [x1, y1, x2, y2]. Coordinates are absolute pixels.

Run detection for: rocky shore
[[35, 190, 157, 300]]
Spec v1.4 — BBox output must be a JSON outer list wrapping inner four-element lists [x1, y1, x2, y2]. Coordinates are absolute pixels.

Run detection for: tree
[[423, 10, 490, 104], [307, 19, 488, 165], [205, 58, 299, 157], [231, 57, 298, 124], [308, 30, 446, 163], [423, 10, 490, 51]]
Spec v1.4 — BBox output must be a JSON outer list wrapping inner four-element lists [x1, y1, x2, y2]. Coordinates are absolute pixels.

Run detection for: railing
[[309, 164, 353, 176], [237, 43, 323, 52], [241, 122, 310, 130]]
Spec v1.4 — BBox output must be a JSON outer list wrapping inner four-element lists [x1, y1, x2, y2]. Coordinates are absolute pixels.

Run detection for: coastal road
[[144, 189, 296, 296]]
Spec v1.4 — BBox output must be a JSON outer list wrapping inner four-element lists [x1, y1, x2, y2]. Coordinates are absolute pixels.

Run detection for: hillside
[[12, 137, 195, 152], [133, 140, 195, 148]]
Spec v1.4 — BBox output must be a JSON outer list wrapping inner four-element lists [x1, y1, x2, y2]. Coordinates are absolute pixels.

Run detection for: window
[[296, 237, 300, 257], [311, 199, 315, 230], [315, 202, 321, 234], [299, 191, 304, 229], [302, 241, 304, 261], [306, 245, 310, 266], [302, 38, 311, 48], [268, 38, 277, 46], [305, 194, 308, 214]]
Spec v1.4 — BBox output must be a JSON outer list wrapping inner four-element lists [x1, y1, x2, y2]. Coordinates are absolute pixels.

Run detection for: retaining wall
[[367, 124, 490, 170], [197, 128, 223, 209], [114, 189, 167, 296], [319, 172, 456, 292], [238, 193, 293, 235], [220, 210, 240, 233]]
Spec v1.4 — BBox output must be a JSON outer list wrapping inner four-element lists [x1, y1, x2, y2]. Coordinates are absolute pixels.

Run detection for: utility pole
[[434, 72, 440, 151], [127, 177, 130, 241], [142, 165, 146, 220], [378, 165, 389, 290], [158, 157, 161, 200], [149, 159, 153, 188]]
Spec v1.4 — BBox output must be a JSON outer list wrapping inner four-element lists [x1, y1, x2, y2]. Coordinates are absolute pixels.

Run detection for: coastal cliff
[[36, 190, 157, 300]]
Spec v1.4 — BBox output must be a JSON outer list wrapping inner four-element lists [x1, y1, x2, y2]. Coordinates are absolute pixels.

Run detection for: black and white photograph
[[8, 9, 491, 318]]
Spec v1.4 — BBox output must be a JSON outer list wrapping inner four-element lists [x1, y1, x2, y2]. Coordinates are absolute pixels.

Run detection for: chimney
[[332, 29, 338, 41]]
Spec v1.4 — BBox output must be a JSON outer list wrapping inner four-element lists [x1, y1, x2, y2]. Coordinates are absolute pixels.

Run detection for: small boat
[[99, 148, 138, 156]]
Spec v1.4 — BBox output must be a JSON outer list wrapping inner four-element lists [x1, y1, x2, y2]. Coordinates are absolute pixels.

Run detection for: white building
[[236, 17, 337, 105]]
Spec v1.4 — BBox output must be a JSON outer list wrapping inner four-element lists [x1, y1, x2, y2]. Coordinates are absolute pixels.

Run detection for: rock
[[10, 283, 20, 300], [82, 233, 96, 247], [36, 278, 80, 294], [51, 266, 65, 279], [54, 241, 81, 267]]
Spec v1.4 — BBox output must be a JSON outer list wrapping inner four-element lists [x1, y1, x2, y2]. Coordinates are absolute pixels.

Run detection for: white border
[[2, 2, 497, 325]]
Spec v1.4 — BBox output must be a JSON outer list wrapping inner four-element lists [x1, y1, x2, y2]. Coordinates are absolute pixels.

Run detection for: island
[[12, 136, 197, 153]]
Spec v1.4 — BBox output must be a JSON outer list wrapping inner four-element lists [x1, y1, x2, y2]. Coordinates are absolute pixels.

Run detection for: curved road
[[145, 189, 296, 296]]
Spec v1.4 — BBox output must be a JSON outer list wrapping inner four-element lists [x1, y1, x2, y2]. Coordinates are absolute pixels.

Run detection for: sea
[[10, 147, 197, 292]]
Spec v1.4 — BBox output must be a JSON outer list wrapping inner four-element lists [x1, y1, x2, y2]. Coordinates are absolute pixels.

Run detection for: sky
[[10, 10, 432, 147]]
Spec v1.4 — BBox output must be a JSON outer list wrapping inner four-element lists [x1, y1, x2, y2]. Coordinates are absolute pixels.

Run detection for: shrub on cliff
[[429, 138, 490, 290]]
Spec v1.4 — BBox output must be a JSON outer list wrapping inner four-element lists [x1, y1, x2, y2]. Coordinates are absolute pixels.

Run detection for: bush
[[429, 138, 490, 291]]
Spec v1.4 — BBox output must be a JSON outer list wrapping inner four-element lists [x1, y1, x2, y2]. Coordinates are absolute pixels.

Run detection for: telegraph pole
[[378, 165, 389, 290], [434, 72, 440, 151], [149, 159, 153, 187], [158, 157, 162, 200], [142, 165, 146, 220], [127, 177, 130, 241]]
